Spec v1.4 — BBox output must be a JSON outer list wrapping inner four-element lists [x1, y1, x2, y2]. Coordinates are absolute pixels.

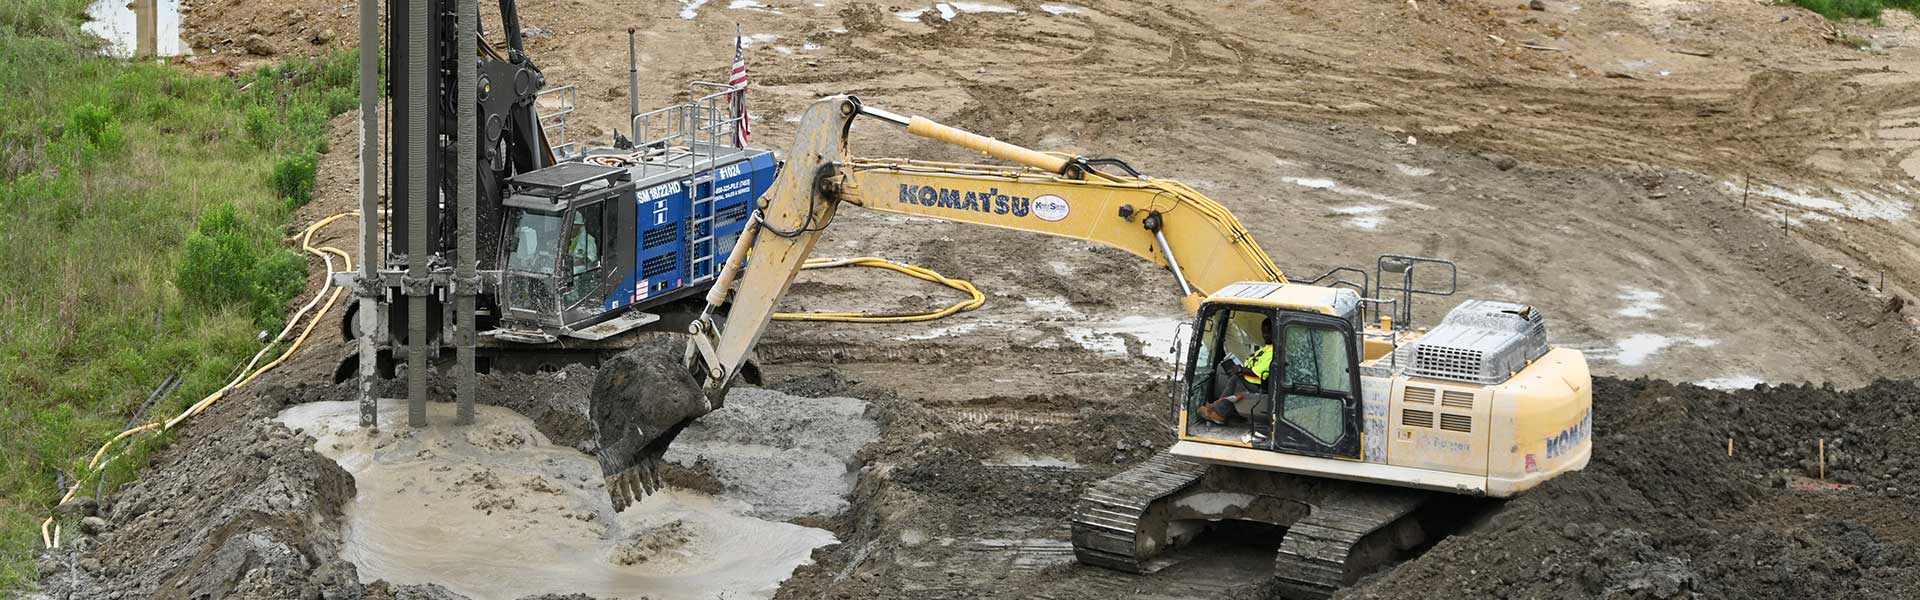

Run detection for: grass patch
[[0, 2, 360, 589], [1789, 0, 1920, 21]]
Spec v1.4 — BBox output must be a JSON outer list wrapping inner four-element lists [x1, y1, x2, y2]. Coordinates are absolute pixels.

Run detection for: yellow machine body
[[692, 95, 1592, 503]]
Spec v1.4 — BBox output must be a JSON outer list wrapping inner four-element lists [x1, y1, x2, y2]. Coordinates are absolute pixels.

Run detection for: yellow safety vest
[[1244, 344, 1273, 384]]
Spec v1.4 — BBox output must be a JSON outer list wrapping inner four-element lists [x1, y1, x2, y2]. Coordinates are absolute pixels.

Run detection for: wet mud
[[278, 400, 839, 600]]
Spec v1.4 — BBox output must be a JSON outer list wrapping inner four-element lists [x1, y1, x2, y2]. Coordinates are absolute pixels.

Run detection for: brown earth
[[33, 0, 1920, 599], [190, 0, 1920, 388]]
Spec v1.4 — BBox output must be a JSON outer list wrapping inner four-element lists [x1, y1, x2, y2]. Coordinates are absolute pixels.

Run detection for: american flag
[[729, 27, 751, 147]]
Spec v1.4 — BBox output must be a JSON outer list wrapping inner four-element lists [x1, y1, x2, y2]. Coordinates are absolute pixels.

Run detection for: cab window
[[1187, 307, 1275, 411], [567, 204, 604, 274], [1278, 323, 1353, 445], [506, 210, 563, 274]]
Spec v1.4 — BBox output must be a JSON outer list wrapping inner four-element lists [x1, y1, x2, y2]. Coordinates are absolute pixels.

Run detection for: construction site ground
[[32, 0, 1920, 598]]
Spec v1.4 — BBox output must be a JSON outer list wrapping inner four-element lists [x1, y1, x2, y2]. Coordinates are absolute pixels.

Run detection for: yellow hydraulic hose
[[42, 211, 357, 549], [772, 257, 985, 323]]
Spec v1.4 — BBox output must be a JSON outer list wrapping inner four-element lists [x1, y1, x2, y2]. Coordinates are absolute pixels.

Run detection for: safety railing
[[1375, 255, 1457, 329], [536, 85, 579, 159], [627, 82, 748, 181]]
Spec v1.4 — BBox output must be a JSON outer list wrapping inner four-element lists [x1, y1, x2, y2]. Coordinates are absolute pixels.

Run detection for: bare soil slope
[[191, 0, 1920, 386]]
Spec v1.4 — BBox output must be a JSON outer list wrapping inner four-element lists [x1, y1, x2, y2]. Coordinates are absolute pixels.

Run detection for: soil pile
[[30, 380, 466, 600], [1342, 378, 1920, 599]]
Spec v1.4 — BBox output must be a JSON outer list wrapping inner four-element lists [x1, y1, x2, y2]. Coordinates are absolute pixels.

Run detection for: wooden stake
[[1727, 437, 1734, 457], [1818, 439, 1826, 480]]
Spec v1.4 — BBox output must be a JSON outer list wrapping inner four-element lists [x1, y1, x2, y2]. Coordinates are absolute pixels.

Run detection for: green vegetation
[[0, 1, 359, 589], [271, 152, 321, 208], [1789, 0, 1920, 21]]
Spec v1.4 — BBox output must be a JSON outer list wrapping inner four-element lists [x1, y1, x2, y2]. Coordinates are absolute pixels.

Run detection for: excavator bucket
[[588, 334, 719, 511]]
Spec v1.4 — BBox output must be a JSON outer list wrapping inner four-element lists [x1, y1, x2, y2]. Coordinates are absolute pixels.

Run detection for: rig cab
[[495, 162, 638, 343]]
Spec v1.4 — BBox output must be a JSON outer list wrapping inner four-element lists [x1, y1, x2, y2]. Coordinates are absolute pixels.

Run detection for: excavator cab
[[1183, 302, 1363, 460]]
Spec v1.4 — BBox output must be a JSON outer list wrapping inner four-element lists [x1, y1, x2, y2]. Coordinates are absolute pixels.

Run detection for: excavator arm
[[698, 95, 1286, 390], [594, 94, 1289, 507]]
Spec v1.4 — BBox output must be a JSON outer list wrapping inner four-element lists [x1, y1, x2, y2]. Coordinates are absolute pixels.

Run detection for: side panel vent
[[641, 253, 678, 278], [1402, 409, 1434, 429], [1439, 413, 1473, 433], [714, 203, 749, 225], [1441, 390, 1475, 410], [642, 224, 678, 249], [1405, 386, 1436, 404], [1414, 345, 1486, 382]]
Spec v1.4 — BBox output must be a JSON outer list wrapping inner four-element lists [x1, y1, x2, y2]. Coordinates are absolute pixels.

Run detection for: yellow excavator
[[590, 95, 1593, 598]]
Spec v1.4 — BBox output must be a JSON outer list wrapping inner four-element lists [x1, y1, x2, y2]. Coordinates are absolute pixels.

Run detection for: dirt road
[[35, 1, 1920, 599]]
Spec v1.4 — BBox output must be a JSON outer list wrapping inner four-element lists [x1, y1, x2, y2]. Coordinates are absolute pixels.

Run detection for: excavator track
[[1072, 451, 1433, 599], [1270, 486, 1430, 599], [1069, 452, 1211, 572]]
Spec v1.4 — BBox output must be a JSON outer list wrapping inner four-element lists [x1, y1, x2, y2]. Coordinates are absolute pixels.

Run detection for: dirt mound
[[1341, 377, 1920, 599], [30, 380, 469, 600]]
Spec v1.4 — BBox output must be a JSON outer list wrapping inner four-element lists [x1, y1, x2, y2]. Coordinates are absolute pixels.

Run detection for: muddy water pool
[[279, 400, 839, 600]]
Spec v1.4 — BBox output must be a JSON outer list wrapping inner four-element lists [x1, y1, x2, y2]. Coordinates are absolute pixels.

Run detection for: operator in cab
[[1199, 317, 1273, 426]]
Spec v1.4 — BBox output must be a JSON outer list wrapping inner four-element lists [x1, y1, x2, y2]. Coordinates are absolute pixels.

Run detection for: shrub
[[64, 102, 123, 152], [176, 204, 253, 307], [243, 105, 276, 149], [269, 152, 318, 207], [174, 203, 306, 327], [1791, 0, 1920, 19]]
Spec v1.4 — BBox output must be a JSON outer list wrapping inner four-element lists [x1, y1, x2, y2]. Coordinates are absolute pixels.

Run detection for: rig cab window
[[505, 209, 564, 275]]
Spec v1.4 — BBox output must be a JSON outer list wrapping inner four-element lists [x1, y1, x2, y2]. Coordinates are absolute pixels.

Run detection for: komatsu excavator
[[589, 95, 1593, 598]]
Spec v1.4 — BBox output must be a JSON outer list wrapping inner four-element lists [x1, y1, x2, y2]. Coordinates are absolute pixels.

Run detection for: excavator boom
[[694, 95, 1289, 391], [596, 94, 1297, 507]]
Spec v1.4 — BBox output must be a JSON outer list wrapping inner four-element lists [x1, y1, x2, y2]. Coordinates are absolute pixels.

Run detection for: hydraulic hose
[[42, 211, 358, 549], [773, 257, 984, 323]]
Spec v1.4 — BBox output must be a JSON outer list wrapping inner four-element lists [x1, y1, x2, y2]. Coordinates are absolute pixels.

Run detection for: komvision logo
[[897, 184, 1068, 219]]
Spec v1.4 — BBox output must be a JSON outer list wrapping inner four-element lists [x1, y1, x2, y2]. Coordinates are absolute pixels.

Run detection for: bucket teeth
[[605, 456, 669, 511], [608, 472, 631, 512]]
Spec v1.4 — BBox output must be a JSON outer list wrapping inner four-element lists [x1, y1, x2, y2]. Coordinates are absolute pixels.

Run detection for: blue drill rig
[[335, 0, 775, 426]]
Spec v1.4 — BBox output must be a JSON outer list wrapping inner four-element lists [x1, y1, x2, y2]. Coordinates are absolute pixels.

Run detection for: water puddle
[[678, 0, 708, 19], [899, 1, 1019, 21], [1725, 181, 1912, 222], [1024, 296, 1081, 315], [1697, 374, 1764, 391], [729, 0, 781, 12], [1065, 314, 1187, 362], [1280, 175, 1434, 209], [279, 401, 837, 600], [1600, 333, 1717, 366], [1614, 287, 1666, 318], [983, 453, 1083, 469], [902, 321, 985, 341], [1330, 204, 1388, 230], [1040, 4, 1084, 15], [82, 0, 188, 58]]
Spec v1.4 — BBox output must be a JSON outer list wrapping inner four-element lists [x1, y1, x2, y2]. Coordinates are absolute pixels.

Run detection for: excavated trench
[[29, 367, 885, 600], [32, 365, 1920, 600]]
